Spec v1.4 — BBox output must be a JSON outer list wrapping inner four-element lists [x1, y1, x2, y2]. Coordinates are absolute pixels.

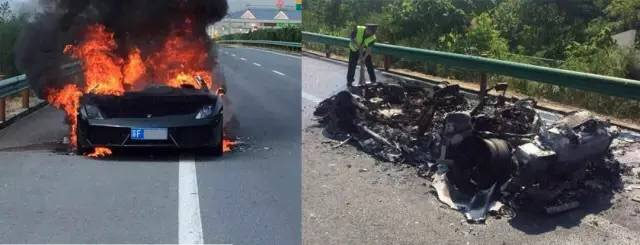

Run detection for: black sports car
[[76, 81, 224, 155]]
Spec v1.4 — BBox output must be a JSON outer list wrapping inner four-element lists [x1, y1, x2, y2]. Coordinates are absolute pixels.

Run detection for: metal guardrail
[[0, 74, 28, 98], [302, 31, 640, 100], [0, 62, 81, 121], [0, 74, 31, 121], [217, 39, 302, 48]]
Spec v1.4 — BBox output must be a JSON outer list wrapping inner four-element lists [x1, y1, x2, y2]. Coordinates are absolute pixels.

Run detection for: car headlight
[[195, 104, 220, 119], [80, 104, 104, 120]]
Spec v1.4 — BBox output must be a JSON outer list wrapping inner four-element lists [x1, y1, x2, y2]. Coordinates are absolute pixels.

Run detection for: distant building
[[208, 5, 301, 38]]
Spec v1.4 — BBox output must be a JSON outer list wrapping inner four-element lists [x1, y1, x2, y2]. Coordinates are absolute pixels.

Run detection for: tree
[[0, 0, 11, 23], [562, 26, 632, 77], [0, 1, 29, 76], [605, 0, 640, 31], [382, 0, 466, 48], [492, 0, 571, 58], [462, 13, 509, 57]]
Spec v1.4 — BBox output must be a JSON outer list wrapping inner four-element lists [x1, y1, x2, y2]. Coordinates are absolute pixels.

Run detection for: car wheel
[[76, 145, 89, 155], [212, 123, 224, 157], [76, 116, 90, 155]]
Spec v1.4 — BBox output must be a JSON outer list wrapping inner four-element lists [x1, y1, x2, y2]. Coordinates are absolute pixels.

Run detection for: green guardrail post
[[476, 72, 488, 115], [476, 53, 489, 115], [383, 55, 391, 71], [0, 97, 5, 121], [325, 44, 331, 58], [21, 89, 29, 108]]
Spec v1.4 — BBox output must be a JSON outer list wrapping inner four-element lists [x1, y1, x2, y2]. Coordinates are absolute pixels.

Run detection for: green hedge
[[220, 26, 301, 42]]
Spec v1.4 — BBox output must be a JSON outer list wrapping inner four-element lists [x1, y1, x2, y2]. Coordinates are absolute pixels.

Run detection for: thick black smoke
[[14, 0, 228, 97]]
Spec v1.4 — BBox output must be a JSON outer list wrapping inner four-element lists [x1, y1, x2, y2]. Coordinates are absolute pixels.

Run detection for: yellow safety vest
[[350, 25, 377, 52]]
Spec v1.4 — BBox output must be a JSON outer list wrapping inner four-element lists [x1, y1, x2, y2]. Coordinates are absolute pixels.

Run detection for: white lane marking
[[238, 46, 301, 59], [231, 54, 236, 57], [240, 57, 247, 61], [272, 70, 286, 76], [253, 62, 262, 67], [179, 154, 204, 244], [302, 91, 322, 103]]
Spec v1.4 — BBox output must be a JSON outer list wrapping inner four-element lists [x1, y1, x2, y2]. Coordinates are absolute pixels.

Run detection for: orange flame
[[87, 147, 113, 158], [223, 138, 236, 153], [61, 23, 215, 92], [47, 23, 218, 151], [147, 28, 215, 89], [64, 24, 125, 95], [123, 48, 146, 88], [47, 84, 82, 146]]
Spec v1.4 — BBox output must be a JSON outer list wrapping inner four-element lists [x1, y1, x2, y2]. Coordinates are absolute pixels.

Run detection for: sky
[[7, 0, 38, 14]]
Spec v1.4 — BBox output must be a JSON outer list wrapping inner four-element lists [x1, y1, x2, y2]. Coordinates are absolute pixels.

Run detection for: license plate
[[131, 128, 168, 140]]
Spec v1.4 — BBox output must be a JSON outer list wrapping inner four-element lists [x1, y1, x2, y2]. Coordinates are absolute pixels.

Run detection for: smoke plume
[[14, 0, 228, 97]]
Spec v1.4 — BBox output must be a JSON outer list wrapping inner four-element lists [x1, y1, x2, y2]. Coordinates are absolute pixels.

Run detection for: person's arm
[[365, 34, 376, 57], [361, 48, 371, 61]]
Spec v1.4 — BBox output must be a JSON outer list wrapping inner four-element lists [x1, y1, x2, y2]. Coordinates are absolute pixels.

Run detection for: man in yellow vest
[[347, 24, 377, 87]]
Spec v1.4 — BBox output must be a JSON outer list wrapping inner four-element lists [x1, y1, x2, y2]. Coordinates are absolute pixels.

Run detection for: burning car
[[40, 22, 231, 157], [75, 77, 224, 155]]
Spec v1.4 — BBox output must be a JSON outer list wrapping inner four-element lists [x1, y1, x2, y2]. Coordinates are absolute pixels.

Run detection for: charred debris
[[314, 78, 623, 223]]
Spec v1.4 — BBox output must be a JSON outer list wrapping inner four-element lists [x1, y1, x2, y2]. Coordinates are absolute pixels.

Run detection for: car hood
[[80, 86, 218, 118]]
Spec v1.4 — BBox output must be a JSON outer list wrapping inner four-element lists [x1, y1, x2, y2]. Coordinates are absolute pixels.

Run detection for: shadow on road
[[97, 148, 239, 162], [0, 141, 236, 162], [0, 142, 66, 153], [507, 191, 617, 234]]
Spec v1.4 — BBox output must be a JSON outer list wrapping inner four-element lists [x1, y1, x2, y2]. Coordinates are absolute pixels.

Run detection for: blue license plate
[[131, 128, 168, 140]]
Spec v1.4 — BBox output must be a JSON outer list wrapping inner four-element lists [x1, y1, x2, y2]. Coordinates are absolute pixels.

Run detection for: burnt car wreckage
[[76, 77, 224, 155], [314, 78, 624, 222]]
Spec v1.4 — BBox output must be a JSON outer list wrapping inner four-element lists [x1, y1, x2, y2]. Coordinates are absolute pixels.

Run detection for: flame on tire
[[223, 138, 236, 153], [87, 147, 113, 158]]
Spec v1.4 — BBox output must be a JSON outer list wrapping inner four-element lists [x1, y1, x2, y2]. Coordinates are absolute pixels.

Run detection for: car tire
[[76, 145, 90, 155], [212, 123, 224, 157], [76, 117, 90, 155]]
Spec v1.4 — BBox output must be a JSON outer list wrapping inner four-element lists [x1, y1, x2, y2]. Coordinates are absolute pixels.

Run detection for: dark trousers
[[347, 50, 376, 86]]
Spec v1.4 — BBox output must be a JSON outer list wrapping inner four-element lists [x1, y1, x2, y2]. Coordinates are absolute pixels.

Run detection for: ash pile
[[314, 79, 623, 223]]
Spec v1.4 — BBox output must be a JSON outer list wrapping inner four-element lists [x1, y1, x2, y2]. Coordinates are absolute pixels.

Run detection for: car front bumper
[[78, 114, 223, 149]]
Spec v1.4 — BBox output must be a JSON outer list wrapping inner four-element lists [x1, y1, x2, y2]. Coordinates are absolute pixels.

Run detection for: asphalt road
[[301, 54, 640, 244], [0, 46, 301, 244]]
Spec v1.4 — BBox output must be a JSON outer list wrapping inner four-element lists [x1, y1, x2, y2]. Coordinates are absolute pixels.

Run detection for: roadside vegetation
[[219, 26, 301, 42], [0, 0, 29, 78], [303, 0, 640, 119]]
